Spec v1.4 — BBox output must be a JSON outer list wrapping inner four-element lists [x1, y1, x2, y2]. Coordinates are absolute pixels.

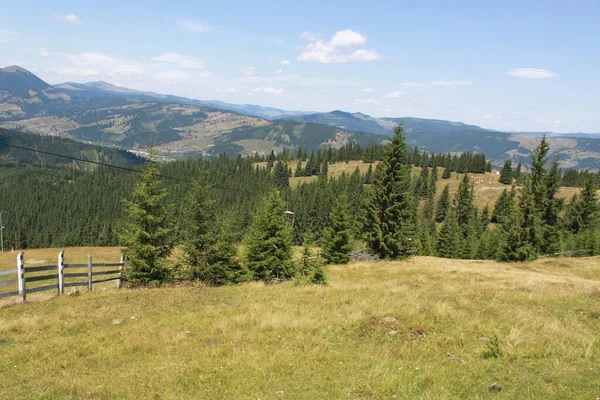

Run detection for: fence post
[[58, 250, 65, 295], [87, 254, 93, 292], [118, 255, 124, 289], [17, 251, 25, 302]]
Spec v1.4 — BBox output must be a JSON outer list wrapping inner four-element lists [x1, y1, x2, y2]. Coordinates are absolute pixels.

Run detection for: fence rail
[[0, 251, 125, 303]]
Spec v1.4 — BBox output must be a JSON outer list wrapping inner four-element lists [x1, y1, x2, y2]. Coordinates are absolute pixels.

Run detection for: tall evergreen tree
[[436, 208, 461, 258], [436, 184, 451, 223], [441, 166, 451, 179], [491, 188, 516, 224], [564, 178, 599, 234], [120, 156, 174, 286], [499, 160, 513, 184], [294, 161, 304, 177], [364, 163, 373, 184], [244, 189, 294, 281], [181, 169, 215, 280], [322, 194, 352, 264], [364, 124, 417, 259]]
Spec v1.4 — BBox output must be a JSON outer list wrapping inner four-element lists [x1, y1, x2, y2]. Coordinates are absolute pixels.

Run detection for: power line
[[2, 164, 118, 189], [0, 142, 192, 183]]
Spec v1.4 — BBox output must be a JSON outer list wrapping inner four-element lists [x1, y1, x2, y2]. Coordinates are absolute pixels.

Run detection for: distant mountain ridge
[[1, 65, 600, 169]]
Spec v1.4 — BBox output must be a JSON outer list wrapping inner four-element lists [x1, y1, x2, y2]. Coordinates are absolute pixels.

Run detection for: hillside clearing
[[0, 255, 598, 398]]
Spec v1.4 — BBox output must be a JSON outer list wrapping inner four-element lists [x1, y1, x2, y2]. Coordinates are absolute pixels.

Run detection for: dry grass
[[256, 161, 586, 208], [0, 253, 598, 399]]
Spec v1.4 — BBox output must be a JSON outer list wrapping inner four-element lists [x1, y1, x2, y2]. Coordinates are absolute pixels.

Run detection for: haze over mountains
[[1, 65, 600, 169]]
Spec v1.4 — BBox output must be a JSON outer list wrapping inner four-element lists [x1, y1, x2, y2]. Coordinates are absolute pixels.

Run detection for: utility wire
[[2, 164, 118, 189], [0, 142, 193, 183], [0, 142, 276, 193]]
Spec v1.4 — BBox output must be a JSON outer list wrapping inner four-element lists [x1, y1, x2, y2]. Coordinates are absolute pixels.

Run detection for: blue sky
[[1, 0, 599, 132]]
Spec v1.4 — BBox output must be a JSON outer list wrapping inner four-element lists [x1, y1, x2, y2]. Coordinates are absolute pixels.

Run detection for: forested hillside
[[0, 128, 143, 168]]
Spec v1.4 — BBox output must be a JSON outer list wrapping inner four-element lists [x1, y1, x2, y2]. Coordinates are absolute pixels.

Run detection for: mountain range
[[1, 65, 600, 169]]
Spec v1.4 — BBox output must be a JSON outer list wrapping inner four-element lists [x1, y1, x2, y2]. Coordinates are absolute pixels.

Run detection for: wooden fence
[[0, 251, 125, 302]]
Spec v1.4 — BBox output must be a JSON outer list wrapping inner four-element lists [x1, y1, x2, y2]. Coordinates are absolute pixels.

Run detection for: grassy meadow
[[0, 250, 599, 399], [256, 161, 584, 209]]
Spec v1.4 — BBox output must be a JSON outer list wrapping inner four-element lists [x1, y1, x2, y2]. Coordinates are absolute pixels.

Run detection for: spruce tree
[[564, 178, 599, 234], [322, 194, 352, 264], [480, 204, 491, 232], [364, 163, 373, 184], [120, 156, 174, 286], [181, 169, 216, 280], [294, 161, 304, 177], [436, 208, 461, 258], [500, 178, 540, 261], [499, 160, 513, 184], [514, 162, 522, 184], [491, 188, 516, 224], [436, 184, 451, 223], [181, 170, 245, 285], [244, 189, 294, 281], [442, 166, 451, 179], [364, 124, 417, 259]]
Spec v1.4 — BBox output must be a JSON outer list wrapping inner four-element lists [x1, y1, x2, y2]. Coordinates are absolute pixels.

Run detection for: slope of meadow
[[262, 160, 583, 209], [0, 250, 598, 399]]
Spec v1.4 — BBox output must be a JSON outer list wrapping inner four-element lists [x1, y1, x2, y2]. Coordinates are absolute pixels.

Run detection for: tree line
[[0, 125, 598, 286]]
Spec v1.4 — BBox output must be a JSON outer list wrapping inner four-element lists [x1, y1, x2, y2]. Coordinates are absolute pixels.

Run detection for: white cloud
[[151, 53, 203, 68], [553, 120, 563, 125], [483, 114, 492, 119], [398, 82, 426, 88], [113, 65, 145, 77], [299, 31, 320, 41], [386, 91, 404, 98], [355, 98, 378, 104], [241, 66, 256, 76], [0, 28, 19, 42], [329, 29, 366, 48], [69, 52, 116, 67], [43, 51, 145, 81], [430, 80, 471, 86], [505, 68, 557, 79], [47, 67, 99, 77], [297, 29, 383, 64], [217, 88, 237, 93], [255, 87, 284, 95], [280, 59, 291, 66], [429, 80, 471, 90], [362, 88, 373, 93], [164, 17, 213, 33], [156, 70, 189, 82], [52, 13, 82, 25], [274, 69, 283, 75]]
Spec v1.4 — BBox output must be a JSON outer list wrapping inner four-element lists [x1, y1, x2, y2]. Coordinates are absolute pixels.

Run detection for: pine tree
[[181, 169, 216, 279], [514, 162, 522, 184], [498, 192, 537, 262], [436, 208, 461, 258], [436, 184, 451, 223], [564, 178, 599, 234], [480, 204, 491, 232], [322, 194, 352, 264], [294, 161, 304, 177], [120, 156, 174, 286], [273, 161, 290, 189], [491, 188, 516, 224], [364, 124, 417, 259], [499, 160, 513, 184], [442, 166, 451, 179], [209, 218, 247, 284], [244, 189, 294, 281], [364, 163, 373, 184]]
